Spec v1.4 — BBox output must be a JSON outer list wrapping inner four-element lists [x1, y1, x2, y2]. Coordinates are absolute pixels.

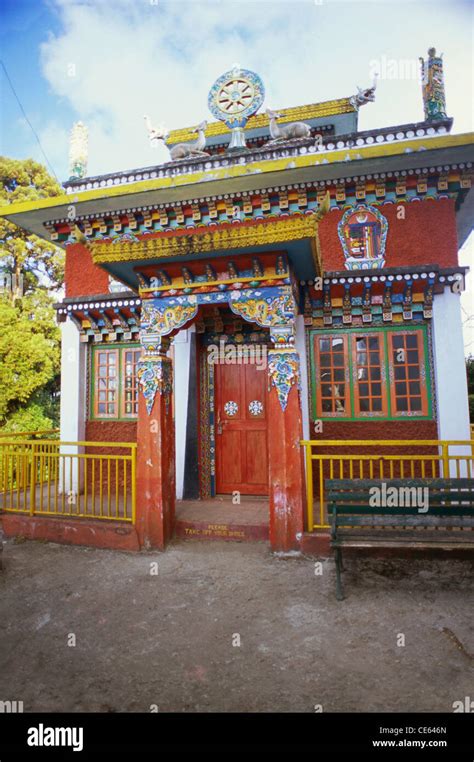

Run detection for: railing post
[[304, 442, 314, 532], [441, 441, 450, 478], [29, 444, 36, 516]]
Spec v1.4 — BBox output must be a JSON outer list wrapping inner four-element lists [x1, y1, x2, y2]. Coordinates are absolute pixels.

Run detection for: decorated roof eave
[[87, 212, 325, 290], [165, 98, 357, 145], [0, 132, 472, 248], [320, 264, 469, 281]]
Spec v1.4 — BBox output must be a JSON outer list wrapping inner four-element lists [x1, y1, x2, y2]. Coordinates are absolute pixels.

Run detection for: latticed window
[[95, 349, 119, 417], [388, 332, 428, 415], [122, 349, 141, 418], [352, 334, 387, 416], [92, 346, 140, 420], [315, 335, 349, 416], [311, 328, 431, 420]]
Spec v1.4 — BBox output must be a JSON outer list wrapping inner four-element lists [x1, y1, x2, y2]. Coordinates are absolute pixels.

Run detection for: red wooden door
[[215, 359, 268, 495]]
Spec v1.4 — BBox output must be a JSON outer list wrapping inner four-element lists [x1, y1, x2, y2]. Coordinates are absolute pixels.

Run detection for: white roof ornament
[[68, 122, 88, 180], [349, 74, 378, 109], [144, 115, 169, 148]]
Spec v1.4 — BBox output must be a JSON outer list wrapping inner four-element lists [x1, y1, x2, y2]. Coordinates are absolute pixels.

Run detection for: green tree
[[0, 292, 60, 429], [0, 158, 63, 430], [0, 156, 64, 297]]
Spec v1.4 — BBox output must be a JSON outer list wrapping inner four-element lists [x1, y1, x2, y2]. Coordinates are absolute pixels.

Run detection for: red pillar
[[267, 348, 306, 552], [136, 340, 175, 550]]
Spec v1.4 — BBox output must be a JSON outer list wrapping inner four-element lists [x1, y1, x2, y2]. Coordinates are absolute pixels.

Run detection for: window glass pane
[[120, 346, 139, 417], [317, 336, 348, 414], [390, 333, 426, 416], [95, 350, 118, 418], [354, 334, 384, 415]]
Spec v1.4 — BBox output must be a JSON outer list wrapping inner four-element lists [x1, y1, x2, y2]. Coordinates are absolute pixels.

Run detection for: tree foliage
[[0, 158, 63, 430], [0, 156, 64, 295], [0, 292, 60, 426]]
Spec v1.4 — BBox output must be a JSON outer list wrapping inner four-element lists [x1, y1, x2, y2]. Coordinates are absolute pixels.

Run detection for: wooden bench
[[327, 478, 474, 600]]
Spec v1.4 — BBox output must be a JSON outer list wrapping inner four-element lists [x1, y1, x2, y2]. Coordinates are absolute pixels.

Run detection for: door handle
[[217, 410, 223, 435]]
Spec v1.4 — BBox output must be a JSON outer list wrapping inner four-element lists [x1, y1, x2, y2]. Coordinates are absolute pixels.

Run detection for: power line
[[0, 60, 60, 183]]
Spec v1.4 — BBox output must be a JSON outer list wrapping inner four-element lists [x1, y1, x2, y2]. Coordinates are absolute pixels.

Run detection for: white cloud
[[38, 0, 472, 178], [37, 0, 473, 352]]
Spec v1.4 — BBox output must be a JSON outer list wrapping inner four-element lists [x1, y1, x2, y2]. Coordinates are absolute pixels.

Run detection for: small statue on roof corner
[[144, 115, 210, 161], [349, 74, 378, 109]]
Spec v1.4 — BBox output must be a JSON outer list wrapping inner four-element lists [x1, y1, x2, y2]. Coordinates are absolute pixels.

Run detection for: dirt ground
[[0, 537, 473, 713]]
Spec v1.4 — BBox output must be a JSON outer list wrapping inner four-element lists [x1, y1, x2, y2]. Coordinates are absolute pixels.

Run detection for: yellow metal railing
[[0, 439, 136, 523], [301, 439, 474, 531]]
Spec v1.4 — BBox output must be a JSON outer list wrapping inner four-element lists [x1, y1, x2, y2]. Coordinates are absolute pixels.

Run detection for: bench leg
[[334, 548, 344, 601]]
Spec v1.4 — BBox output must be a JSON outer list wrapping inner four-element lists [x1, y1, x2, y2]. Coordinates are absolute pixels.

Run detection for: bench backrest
[[327, 478, 474, 528]]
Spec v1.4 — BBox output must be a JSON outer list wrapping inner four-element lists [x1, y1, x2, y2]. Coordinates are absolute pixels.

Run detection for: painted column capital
[[137, 333, 173, 414]]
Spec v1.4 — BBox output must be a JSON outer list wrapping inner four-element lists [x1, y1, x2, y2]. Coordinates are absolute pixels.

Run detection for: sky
[[0, 0, 473, 350]]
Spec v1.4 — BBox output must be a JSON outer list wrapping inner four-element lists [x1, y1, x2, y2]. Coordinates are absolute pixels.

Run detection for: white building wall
[[59, 319, 87, 493], [295, 315, 310, 441], [432, 289, 471, 475], [173, 326, 195, 499]]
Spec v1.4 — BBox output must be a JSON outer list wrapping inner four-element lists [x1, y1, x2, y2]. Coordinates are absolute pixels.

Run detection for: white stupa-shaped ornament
[[68, 122, 88, 179]]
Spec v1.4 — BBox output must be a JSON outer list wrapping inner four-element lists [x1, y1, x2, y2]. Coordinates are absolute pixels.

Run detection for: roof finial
[[419, 47, 447, 121], [68, 122, 88, 180]]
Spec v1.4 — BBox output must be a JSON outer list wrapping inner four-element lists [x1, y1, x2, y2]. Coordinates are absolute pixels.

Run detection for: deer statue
[[265, 108, 312, 141], [349, 75, 378, 109], [168, 121, 209, 160], [144, 115, 168, 147], [143, 117, 209, 160]]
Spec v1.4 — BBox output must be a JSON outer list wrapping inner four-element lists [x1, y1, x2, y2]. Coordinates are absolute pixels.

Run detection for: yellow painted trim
[[166, 98, 356, 144], [0, 132, 472, 220], [91, 215, 322, 263]]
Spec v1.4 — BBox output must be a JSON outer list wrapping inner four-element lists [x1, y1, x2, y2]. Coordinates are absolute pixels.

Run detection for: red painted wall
[[86, 420, 137, 444], [315, 419, 437, 441], [65, 243, 109, 297], [319, 198, 459, 271]]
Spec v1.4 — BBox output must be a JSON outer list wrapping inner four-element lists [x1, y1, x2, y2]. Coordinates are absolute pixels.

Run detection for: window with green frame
[[91, 345, 141, 420], [310, 326, 433, 421]]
